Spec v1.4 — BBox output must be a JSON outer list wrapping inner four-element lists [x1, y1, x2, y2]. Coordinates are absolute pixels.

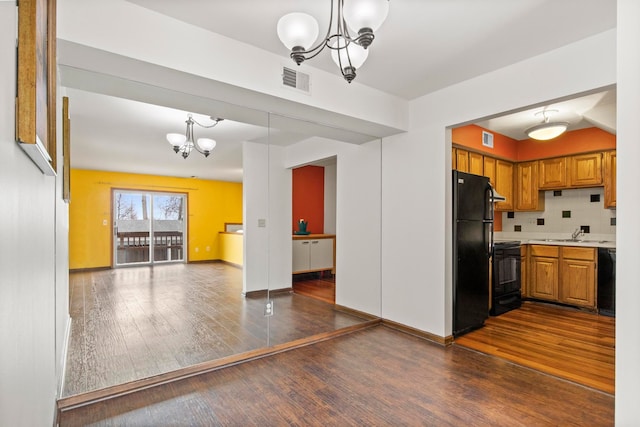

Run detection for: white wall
[[285, 137, 382, 316], [382, 29, 617, 337], [616, 0, 640, 423], [0, 4, 68, 425], [243, 140, 293, 294], [324, 163, 337, 235], [242, 141, 270, 293]]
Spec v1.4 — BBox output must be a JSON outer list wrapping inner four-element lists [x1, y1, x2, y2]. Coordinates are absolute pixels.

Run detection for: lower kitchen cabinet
[[528, 245, 559, 301], [526, 244, 596, 309], [292, 235, 335, 274], [560, 247, 596, 308]]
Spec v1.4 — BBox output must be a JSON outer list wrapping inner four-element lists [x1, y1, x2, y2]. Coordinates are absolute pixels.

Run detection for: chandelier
[[525, 110, 569, 141], [277, 0, 390, 83], [166, 114, 223, 159]]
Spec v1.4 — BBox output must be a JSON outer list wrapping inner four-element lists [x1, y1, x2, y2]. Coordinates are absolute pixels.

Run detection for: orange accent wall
[[452, 124, 518, 160], [454, 125, 616, 162], [516, 127, 616, 161], [292, 166, 324, 234]]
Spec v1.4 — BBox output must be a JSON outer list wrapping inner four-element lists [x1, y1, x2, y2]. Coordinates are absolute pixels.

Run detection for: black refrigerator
[[452, 171, 493, 337]]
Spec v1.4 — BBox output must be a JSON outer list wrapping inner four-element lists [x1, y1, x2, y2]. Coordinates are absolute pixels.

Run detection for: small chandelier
[[166, 114, 223, 159], [525, 110, 569, 141], [277, 0, 390, 83]]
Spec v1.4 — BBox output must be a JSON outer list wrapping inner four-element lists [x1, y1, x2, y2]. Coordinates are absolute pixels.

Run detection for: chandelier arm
[[338, 1, 353, 69], [191, 117, 222, 129]]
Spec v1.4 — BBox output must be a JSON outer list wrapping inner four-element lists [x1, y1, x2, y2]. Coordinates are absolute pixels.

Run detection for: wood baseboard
[[334, 304, 381, 322], [243, 287, 293, 298], [382, 319, 453, 346], [57, 320, 379, 413], [68, 266, 111, 273]]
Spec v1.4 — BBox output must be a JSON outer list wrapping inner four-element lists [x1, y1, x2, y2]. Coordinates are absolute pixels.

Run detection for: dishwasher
[[597, 248, 616, 317]]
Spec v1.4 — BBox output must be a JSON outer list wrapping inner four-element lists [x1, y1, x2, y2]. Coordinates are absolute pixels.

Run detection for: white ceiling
[[63, 0, 617, 181]]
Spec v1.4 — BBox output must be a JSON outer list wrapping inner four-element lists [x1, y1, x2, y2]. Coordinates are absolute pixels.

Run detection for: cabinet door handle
[[311, 241, 319, 244], [301, 241, 309, 245]]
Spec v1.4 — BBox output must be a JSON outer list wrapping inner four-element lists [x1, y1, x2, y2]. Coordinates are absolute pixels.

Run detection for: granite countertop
[[495, 236, 615, 249], [524, 239, 615, 249]]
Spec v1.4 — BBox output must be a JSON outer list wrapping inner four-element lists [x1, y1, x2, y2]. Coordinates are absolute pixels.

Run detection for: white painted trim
[[57, 316, 72, 398]]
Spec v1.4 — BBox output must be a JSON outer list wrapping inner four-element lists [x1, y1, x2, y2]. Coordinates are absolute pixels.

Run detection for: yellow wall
[[219, 232, 244, 267], [69, 169, 242, 269]]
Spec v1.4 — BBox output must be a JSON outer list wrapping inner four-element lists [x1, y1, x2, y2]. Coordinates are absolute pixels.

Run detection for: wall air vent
[[282, 67, 310, 93], [482, 131, 494, 148]]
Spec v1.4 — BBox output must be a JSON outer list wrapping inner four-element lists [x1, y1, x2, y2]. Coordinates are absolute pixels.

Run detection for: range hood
[[490, 185, 506, 203]]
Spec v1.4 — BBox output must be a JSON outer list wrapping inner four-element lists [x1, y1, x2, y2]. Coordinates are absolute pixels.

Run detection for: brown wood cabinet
[[515, 161, 544, 211], [528, 245, 559, 301], [494, 159, 514, 211], [604, 150, 616, 208], [468, 151, 484, 175], [455, 148, 469, 173], [569, 153, 603, 187], [538, 157, 568, 189], [483, 157, 496, 186], [452, 149, 513, 211], [560, 247, 596, 308], [526, 244, 597, 309]]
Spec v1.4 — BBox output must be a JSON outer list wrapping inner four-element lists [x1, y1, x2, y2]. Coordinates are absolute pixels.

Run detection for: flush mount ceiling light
[[277, 0, 389, 83], [525, 109, 569, 141], [166, 114, 223, 159]]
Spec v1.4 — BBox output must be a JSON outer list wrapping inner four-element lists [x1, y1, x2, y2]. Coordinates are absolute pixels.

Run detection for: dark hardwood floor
[[292, 272, 335, 304], [59, 325, 614, 426], [63, 263, 367, 397], [455, 301, 615, 394]]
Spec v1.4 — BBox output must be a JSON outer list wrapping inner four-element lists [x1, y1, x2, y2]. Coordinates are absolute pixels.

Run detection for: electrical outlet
[[195, 247, 199, 253], [258, 219, 266, 228], [264, 300, 274, 317]]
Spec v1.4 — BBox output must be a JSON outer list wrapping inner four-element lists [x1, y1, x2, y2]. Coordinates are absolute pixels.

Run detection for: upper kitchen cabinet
[[455, 148, 469, 173], [604, 150, 616, 208], [538, 157, 568, 189], [515, 161, 544, 211], [568, 152, 603, 187], [468, 152, 484, 176], [483, 157, 496, 186], [494, 159, 514, 211]]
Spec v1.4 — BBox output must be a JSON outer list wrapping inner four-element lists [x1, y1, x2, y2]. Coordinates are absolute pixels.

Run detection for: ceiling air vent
[[282, 67, 310, 93]]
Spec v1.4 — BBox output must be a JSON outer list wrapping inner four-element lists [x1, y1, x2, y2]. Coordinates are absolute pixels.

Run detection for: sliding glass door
[[114, 190, 186, 266]]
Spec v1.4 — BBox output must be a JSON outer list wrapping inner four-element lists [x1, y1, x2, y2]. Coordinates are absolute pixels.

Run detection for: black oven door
[[491, 244, 522, 316]]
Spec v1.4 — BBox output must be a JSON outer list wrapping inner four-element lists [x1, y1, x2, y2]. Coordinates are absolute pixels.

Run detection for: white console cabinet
[[292, 235, 335, 274]]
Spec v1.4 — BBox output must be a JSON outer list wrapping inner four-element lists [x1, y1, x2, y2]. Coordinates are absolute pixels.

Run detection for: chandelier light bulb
[[331, 37, 369, 69], [197, 138, 216, 152], [277, 13, 319, 50], [167, 133, 186, 147], [343, 0, 389, 33]]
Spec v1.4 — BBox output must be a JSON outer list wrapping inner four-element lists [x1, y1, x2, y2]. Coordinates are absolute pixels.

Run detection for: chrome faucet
[[571, 228, 584, 241]]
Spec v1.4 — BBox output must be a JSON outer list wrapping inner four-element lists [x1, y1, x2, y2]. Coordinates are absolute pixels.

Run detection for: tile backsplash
[[498, 187, 616, 241]]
